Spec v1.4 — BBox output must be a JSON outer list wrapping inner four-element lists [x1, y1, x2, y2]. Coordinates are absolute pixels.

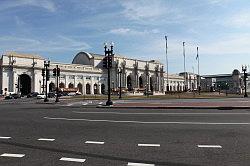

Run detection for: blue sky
[[0, 0, 250, 75]]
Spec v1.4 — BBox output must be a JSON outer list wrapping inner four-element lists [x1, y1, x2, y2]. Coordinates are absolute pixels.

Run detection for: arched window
[[68, 83, 74, 88], [139, 76, 143, 88], [59, 82, 65, 88], [77, 83, 83, 93], [94, 83, 98, 94], [86, 83, 91, 94], [127, 75, 132, 91], [49, 82, 55, 92]]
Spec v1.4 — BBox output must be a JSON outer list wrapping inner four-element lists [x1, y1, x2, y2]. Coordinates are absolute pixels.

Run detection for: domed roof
[[72, 52, 94, 65], [232, 69, 240, 75]]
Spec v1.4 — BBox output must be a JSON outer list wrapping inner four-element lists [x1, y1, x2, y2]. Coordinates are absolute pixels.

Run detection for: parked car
[[68, 92, 76, 96], [27, 92, 39, 98], [37, 94, 46, 99], [76, 91, 82, 95], [48, 92, 56, 98], [12, 93, 21, 99], [5, 95, 13, 100]]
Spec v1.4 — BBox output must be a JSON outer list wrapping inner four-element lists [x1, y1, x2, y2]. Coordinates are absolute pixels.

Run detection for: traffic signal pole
[[104, 43, 114, 106], [56, 65, 59, 102], [44, 60, 50, 102]]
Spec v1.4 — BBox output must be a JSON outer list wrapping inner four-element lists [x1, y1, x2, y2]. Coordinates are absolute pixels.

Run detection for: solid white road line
[[60, 157, 86, 163], [0, 137, 11, 139], [85, 141, 104, 144], [44, 117, 250, 125], [38, 138, 55, 141], [73, 111, 250, 115], [0, 153, 25, 158], [138, 144, 160, 147], [198, 145, 222, 148], [128, 162, 155, 166]]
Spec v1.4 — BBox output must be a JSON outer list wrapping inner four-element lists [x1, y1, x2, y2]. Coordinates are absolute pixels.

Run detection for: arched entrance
[[49, 82, 55, 92], [20, 74, 31, 95], [150, 77, 153, 92], [68, 83, 74, 88], [59, 82, 65, 88], [101, 84, 105, 94], [86, 83, 91, 94], [127, 75, 132, 91], [77, 83, 83, 93], [139, 76, 143, 88], [94, 83, 98, 94]]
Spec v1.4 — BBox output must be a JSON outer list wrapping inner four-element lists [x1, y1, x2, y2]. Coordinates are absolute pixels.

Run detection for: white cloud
[[201, 33, 250, 55], [0, 0, 56, 12], [109, 28, 160, 36], [226, 10, 250, 28], [120, 0, 168, 21], [0, 35, 90, 53]]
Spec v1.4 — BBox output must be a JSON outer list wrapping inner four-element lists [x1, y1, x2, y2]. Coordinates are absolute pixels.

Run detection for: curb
[[96, 106, 250, 110]]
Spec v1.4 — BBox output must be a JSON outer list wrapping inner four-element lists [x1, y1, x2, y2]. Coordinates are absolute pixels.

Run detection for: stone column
[[91, 76, 94, 95]]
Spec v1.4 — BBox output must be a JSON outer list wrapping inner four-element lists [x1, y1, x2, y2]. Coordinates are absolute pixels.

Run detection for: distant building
[[201, 69, 243, 94]]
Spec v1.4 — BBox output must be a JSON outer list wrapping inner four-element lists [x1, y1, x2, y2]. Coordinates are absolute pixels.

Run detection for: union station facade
[[0, 51, 189, 96]]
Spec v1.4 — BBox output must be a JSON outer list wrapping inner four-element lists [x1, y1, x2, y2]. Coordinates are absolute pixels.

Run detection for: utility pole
[[183, 42, 186, 91], [165, 36, 169, 92]]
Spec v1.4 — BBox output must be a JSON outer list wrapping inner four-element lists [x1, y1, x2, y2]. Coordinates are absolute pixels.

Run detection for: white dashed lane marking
[[197, 145, 222, 148], [0, 153, 25, 158], [37, 138, 55, 141], [128, 162, 155, 166], [138, 144, 160, 147], [60, 157, 86, 163], [0, 136, 11, 139], [85, 141, 105, 144]]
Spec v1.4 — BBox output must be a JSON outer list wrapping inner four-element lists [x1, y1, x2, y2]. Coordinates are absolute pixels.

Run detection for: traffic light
[[42, 69, 45, 76], [53, 68, 57, 76], [108, 56, 112, 68], [103, 56, 108, 69], [57, 68, 60, 76], [46, 69, 50, 81]]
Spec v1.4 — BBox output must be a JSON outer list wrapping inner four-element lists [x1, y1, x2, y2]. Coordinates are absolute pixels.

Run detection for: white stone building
[[0, 51, 186, 96]]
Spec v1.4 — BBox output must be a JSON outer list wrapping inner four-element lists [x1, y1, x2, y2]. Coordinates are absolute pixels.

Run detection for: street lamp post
[[44, 60, 50, 102], [226, 82, 228, 96], [242, 65, 248, 98], [104, 42, 114, 106], [218, 84, 221, 94], [118, 68, 122, 99]]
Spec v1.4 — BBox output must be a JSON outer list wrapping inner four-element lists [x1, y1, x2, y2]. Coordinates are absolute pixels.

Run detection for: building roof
[[3, 51, 44, 60]]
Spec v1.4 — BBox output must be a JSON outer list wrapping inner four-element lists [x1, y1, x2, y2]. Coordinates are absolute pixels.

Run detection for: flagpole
[[197, 46, 200, 94], [183, 42, 186, 91], [165, 36, 169, 92]]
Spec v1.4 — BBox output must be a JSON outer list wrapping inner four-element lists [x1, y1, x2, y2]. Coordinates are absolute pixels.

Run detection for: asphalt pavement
[[0, 101, 250, 165]]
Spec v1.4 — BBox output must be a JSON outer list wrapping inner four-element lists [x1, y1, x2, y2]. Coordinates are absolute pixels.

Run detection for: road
[[0, 101, 250, 165]]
